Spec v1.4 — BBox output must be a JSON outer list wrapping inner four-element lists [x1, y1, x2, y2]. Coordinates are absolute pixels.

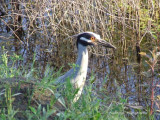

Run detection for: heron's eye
[[90, 37, 95, 41]]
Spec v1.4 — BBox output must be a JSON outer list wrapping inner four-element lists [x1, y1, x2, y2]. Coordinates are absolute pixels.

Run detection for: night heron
[[56, 32, 116, 103]]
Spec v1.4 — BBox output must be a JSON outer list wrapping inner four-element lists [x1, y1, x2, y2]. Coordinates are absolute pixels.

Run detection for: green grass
[[0, 49, 128, 120]]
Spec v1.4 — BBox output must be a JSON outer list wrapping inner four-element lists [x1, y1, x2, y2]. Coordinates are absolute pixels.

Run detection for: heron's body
[[56, 32, 116, 102]]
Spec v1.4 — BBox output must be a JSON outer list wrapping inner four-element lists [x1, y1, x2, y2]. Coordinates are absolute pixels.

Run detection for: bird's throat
[[72, 44, 88, 86]]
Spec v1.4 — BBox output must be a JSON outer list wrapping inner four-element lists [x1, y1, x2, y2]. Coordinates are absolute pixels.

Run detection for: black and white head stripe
[[80, 37, 92, 43], [78, 32, 101, 40], [85, 32, 101, 40], [76, 31, 116, 49], [77, 32, 100, 47]]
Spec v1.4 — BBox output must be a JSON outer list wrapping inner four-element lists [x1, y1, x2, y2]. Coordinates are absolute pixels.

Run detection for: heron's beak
[[97, 39, 116, 49]]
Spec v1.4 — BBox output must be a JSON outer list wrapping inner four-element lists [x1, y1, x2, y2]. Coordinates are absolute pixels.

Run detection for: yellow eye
[[90, 37, 95, 41]]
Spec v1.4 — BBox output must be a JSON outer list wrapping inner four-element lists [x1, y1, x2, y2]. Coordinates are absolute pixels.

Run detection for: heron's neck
[[56, 43, 89, 83], [71, 43, 88, 84], [76, 44, 88, 68]]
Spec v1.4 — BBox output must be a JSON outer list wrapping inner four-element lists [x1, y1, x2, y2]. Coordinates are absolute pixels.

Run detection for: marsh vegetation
[[0, 0, 160, 119]]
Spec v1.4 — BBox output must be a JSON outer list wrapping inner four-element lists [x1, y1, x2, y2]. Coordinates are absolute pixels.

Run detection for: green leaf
[[29, 106, 37, 114]]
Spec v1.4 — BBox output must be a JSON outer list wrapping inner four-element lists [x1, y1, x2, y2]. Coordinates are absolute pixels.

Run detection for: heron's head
[[77, 32, 116, 49]]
